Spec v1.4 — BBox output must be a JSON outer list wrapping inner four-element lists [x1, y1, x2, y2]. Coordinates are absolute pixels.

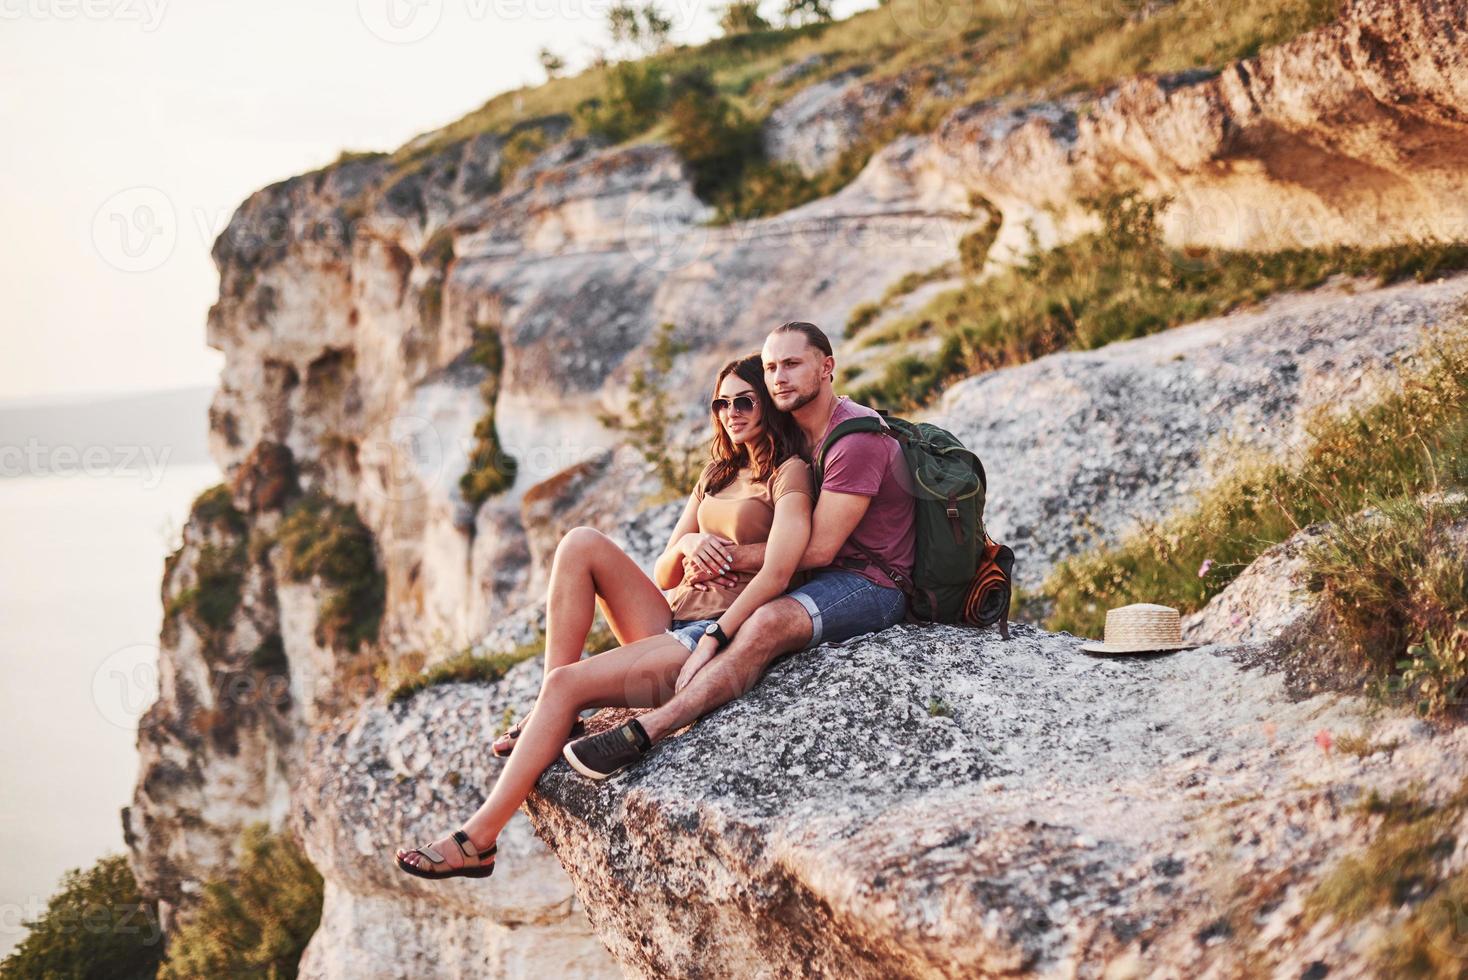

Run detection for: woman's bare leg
[[542, 526, 674, 674], [397, 633, 689, 871]]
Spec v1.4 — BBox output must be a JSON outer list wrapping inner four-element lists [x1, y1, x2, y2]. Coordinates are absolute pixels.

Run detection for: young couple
[[395, 320, 915, 881]]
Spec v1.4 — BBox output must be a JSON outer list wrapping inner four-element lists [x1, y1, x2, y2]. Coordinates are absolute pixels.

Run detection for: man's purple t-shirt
[[816, 396, 916, 590]]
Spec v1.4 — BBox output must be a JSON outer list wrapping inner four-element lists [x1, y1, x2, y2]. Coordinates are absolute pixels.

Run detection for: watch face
[[705, 624, 718, 634]]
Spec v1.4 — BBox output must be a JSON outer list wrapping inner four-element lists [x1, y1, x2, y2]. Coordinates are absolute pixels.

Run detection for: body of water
[[0, 461, 221, 957]]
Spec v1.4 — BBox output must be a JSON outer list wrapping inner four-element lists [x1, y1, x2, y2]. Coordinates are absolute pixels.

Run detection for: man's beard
[[778, 386, 818, 413]]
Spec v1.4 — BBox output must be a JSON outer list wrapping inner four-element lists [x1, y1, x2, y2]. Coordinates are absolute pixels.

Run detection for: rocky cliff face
[[931, 0, 1468, 260], [292, 668, 618, 978], [129, 0, 1468, 974]]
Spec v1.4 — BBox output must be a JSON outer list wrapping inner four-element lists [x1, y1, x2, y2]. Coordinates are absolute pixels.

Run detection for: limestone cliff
[[125, 0, 1468, 974]]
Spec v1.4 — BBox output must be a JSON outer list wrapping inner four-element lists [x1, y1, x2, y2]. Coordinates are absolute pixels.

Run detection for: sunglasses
[[711, 394, 756, 416]]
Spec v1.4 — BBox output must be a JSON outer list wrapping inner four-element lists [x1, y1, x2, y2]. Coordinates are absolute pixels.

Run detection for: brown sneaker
[[561, 719, 652, 780]]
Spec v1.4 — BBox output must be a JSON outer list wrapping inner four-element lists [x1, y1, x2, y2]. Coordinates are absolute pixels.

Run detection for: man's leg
[[636, 596, 813, 742]]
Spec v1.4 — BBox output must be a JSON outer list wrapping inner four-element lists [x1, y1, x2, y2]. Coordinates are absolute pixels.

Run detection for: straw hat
[[1079, 603, 1201, 654]]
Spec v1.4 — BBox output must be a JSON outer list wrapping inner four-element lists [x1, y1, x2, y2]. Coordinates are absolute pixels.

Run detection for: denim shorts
[[666, 618, 719, 653], [787, 568, 907, 649]]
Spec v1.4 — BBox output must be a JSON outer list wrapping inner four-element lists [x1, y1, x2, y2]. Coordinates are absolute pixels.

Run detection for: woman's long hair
[[700, 353, 805, 496]]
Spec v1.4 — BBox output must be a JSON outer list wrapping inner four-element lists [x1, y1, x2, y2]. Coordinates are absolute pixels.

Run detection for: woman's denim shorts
[[666, 570, 906, 653], [666, 618, 719, 653]]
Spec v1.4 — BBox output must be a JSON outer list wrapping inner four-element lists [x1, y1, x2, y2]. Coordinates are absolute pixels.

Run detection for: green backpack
[[813, 411, 1014, 637]]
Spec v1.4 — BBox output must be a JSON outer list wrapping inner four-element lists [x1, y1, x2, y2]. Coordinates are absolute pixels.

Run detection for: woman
[[395, 352, 813, 880]]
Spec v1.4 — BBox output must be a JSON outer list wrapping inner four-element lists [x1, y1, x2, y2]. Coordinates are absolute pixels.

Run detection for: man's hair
[[772, 320, 832, 357]]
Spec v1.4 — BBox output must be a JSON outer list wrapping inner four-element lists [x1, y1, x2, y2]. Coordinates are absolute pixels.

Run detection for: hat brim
[[1079, 641, 1201, 654]]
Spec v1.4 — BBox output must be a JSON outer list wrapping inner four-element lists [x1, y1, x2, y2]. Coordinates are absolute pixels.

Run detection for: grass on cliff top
[[387, 647, 538, 704], [1041, 320, 1468, 716], [379, 0, 1341, 214], [848, 193, 1468, 412]]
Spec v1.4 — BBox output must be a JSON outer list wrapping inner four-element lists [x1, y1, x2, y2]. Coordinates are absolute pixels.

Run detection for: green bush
[[1306, 493, 1468, 717], [0, 855, 162, 980], [276, 491, 386, 653], [958, 206, 1003, 276], [498, 127, 549, 187], [157, 825, 323, 980], [719, 0, 769, 34], [666, 67, 762, 202], [576, 61, 668, 142], [781, 0, 832, 27], [845, 301, 883, 337]]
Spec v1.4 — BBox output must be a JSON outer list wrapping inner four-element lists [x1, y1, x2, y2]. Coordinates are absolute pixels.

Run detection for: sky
[[0, 0, 876, 404]]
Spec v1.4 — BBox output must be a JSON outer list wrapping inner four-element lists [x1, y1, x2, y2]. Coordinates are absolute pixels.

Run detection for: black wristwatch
[[703, 622, 731, 650]]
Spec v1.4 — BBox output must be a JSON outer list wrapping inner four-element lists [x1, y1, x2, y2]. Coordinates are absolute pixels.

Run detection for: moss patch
[[460, 325, 519, 507], [276, 490, 386, 653], [388, 647, 539, 704], [162, 485, 249, 657]]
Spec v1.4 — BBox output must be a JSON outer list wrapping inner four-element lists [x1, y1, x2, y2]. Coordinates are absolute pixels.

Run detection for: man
[[562, 320, 915, 778]]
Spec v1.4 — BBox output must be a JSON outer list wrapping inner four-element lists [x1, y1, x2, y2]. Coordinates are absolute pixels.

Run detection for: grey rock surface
[[524, 620, 1467, 978]]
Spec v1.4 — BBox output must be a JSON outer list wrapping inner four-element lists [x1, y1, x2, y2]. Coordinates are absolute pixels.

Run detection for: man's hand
[[675, 635, 720, 693], [683, 555, 737, 591]]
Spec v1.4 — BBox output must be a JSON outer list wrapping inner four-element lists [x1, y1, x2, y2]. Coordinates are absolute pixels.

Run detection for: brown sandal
[[395, 829, 497, 880], [492, 716, 587, 758]]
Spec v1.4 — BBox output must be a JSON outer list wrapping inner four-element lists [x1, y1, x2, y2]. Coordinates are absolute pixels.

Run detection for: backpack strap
[[812, 414, 923, 605], [812, 415, 893, 488]]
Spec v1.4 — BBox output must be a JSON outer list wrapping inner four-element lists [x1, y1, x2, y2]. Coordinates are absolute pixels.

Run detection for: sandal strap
[[453, 829, 497, 864], [415, 843, 446, 864]]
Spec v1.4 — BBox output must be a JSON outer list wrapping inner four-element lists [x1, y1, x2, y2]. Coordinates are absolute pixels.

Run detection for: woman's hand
[[675, 635, 720, 693], [683, 555, 738, 591], [679, 532, 735, 578]]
